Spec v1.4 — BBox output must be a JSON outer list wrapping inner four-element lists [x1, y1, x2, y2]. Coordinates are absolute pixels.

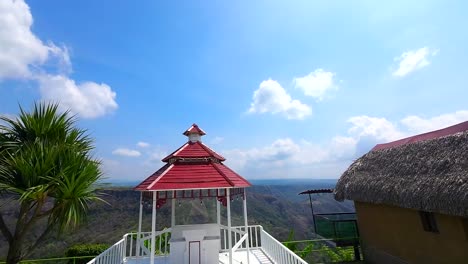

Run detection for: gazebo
[[88, 124, 308, 264], [135, 124, 251, 264]]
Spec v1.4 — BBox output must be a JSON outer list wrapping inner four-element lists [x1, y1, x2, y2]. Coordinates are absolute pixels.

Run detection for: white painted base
[[125, 249, 273, 264], [169, 224, 220, 264]]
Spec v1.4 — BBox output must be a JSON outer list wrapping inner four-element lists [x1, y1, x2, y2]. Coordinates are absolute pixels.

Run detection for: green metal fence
[[315, 213, 359, 246], [282, 238, 363, 263]]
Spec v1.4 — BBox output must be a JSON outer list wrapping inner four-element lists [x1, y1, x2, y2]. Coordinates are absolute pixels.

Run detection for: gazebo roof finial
[[183, 123, 206, 136], [183, 123, 206, 142]]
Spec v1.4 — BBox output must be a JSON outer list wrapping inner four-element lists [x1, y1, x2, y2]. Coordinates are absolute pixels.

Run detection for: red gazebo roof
[[162, 141, 225, 162], [135, 124, 251, 191]]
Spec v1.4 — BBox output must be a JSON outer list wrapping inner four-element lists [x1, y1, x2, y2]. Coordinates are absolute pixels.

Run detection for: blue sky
[[1, 0, 468, 182]]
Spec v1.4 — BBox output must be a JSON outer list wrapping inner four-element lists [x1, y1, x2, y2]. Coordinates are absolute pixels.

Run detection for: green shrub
[[65, 244, 109, 264]]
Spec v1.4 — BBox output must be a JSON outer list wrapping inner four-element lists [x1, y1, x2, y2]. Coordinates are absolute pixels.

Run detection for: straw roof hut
[[334, 121, 468, 218]]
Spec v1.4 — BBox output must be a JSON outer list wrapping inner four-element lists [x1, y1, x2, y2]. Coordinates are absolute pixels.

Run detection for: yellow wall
[[355, 202, 468, 264]]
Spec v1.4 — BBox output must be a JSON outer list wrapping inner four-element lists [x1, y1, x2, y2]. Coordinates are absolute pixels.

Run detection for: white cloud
[[140, 145, 169, 163], [38, 75, 117, 119], [137, 141, 150, 148], [223, 136, 356, 175], [248, 79, 311, 120], [0, 0, 117, 119], [223, 138, 301, 171], [103, 110, 468, 180], [0, 0, 70, 79], [225, 110, 468, 179], [112, 148, 141, 157], [101, 158, 154, 182], [346, 111, 468, 155], [49, 44, 72, 74], [401, 111, 468, 134], [148, 150, 168, 162], [143, 146, 169, 168], [392, 47, 438, 77], [329, 136, 358, 158], [347, 111, 468, 144], [258, 138, 301, 162], [294, 69, 337, 100], [347, 116, 404, 142]]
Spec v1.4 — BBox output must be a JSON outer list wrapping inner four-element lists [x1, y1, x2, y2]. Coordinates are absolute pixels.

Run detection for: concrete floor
[[125, 249, 273, 264]]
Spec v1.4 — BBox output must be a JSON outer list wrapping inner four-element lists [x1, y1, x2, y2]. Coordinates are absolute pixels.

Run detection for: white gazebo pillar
[[136, 192, 143, 257], [171, 191, 176, 227], [216, 189, 221, 226], [226, 188, 233, 264], [150, 191, 157, 264], [243, 189, 251, 264]]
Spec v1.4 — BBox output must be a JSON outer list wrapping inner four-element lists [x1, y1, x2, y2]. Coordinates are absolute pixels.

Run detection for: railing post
[[129, 233, 133, 257], [227, 188, 232, 264], [255, 226, 259, 248], [159, 232, 162, 255], [137, 192, 143, 257], [171, 191, 176, 227], [354, 245, 361, 261], [217, 191, 221, 226], [150, 191, 157, 264], [333, 221, 337, 239], [243, 189, 250, 264]]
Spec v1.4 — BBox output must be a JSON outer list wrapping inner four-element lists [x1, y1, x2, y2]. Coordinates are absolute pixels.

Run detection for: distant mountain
[[106, 178, 339, 188], [0, 182, 354, 259]]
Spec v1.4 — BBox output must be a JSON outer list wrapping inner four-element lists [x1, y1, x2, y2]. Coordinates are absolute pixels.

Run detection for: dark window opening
[[419, 211, 439, 233], [462, 218, 468, 240]]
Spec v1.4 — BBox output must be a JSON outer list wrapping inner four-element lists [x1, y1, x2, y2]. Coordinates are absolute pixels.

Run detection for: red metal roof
[[162, 141, 225, 162], [135, 161, 251, 191], [372, 121, 468, 151], [183, 123, 206, 136], [135, 124, 251, 191]]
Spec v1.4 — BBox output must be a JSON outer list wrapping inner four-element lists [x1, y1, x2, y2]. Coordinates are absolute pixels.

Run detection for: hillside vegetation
[[0, 184, 354, 258]]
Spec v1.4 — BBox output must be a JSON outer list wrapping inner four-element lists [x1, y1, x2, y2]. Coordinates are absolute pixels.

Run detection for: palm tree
[[0, 103, 104, 264]]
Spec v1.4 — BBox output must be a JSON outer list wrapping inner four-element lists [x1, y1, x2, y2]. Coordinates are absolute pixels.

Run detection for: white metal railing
[[220, 225, 262, 251], [129, 228, 171, 257], [260, 227, 308, 264], [88, 225, 307, 264], [231, 233, 248, 252], [87, 228, 171, 264], [87, 237, 126, 264]]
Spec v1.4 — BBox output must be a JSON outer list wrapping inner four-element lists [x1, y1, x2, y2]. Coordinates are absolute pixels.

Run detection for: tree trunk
[[5, 202, 30, 264], [6, 240, 22, 264]]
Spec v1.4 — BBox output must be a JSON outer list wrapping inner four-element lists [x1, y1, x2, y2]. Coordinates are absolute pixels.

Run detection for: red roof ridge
[[199, 141, 226, 161], [372, 120, 468, 151], [173, 142, 189, 156], [161, 142, 188, 162], [147, 164, 174, 189], [162, 141, 225, 162], [134, 163, 171, 191], [211, 161, 235, 186], [214, 163, 251, 187]]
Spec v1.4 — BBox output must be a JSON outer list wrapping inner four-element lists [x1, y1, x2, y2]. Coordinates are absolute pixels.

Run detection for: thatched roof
[[334, 122, 468, 218]]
